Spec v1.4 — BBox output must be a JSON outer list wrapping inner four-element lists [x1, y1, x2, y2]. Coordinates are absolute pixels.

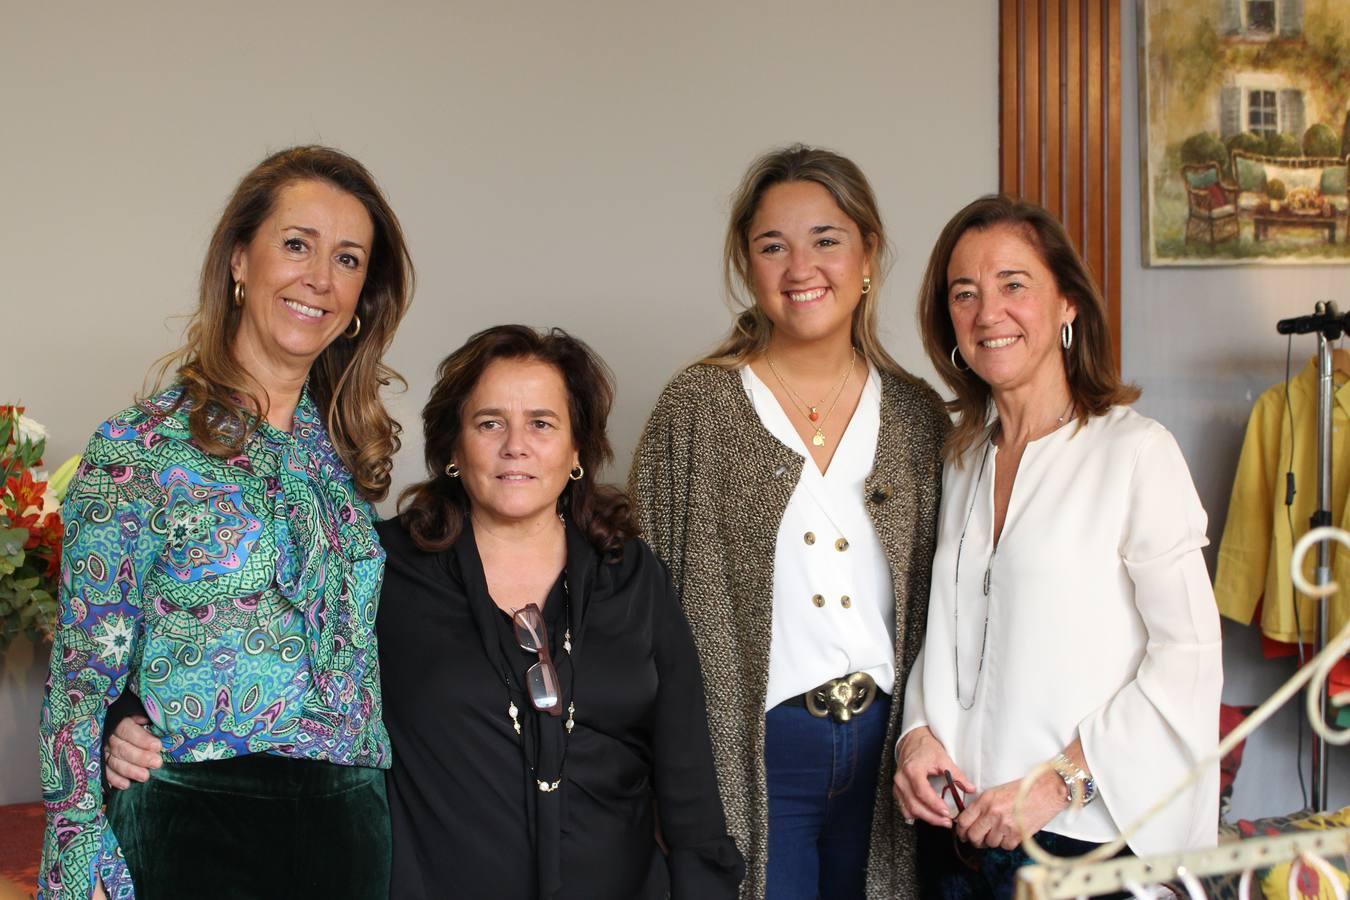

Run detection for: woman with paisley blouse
[[37, 146, 413, 900]]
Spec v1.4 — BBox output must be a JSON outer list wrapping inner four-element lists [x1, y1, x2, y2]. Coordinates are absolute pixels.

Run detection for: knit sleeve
[[647, 548, 746, 897], [628, 373, 699, 594]]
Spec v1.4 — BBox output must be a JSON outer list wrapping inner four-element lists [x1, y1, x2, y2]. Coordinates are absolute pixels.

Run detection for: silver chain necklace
[[952, 402, 1073, 710], [953, 441, 993, 710]]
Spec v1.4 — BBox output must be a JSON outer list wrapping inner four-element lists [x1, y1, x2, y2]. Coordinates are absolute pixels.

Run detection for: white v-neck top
[[901, 406, 1221, 854], [741, 364, 896, 710]]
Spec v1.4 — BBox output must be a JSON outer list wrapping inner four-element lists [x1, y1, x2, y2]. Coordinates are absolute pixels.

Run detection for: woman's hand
[[954, 767, 1066, 850], [93, 880, 109, 900], [105, 714, 162, 789], [892, 726, 971, 827]]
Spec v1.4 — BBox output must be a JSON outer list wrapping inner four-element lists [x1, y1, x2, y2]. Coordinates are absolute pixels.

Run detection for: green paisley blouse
[[37, 385, 389, 899]]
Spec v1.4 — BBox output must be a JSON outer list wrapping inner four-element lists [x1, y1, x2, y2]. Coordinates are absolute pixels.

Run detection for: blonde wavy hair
[[151, 145, 414, 502], [703, 143, 912, 380]]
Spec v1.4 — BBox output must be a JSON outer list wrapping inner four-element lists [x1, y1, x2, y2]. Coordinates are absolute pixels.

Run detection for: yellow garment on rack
[[1214, 359, 1350, 644]]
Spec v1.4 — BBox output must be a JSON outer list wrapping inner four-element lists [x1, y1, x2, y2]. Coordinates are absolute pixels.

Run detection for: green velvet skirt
[[105, 753, 390, 900]]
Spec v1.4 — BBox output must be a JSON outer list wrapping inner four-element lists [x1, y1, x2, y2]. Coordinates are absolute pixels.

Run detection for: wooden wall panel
[[1000, 0, 1122, 369]]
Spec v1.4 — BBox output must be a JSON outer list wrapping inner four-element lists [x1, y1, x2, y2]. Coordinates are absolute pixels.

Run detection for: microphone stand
[[1275, 300, 1342, 811]]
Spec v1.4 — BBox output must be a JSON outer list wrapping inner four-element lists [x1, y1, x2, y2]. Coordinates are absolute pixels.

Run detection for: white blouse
[[901, 406, 1221, 854], [740, 365, 896, 711]]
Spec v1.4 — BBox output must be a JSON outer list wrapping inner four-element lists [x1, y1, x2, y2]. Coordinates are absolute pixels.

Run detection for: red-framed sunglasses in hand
[[943, 769, 983, 873]]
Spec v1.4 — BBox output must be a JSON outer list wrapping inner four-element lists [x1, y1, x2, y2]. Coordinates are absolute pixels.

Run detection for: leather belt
[[796, 672, 879, 723]]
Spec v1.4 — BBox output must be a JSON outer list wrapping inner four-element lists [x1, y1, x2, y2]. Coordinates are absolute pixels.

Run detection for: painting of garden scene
[[1139, 0, 1350, 265]]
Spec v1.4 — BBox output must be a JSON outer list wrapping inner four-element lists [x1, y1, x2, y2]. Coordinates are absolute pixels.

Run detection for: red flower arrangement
[[0, 405, 78, 653]]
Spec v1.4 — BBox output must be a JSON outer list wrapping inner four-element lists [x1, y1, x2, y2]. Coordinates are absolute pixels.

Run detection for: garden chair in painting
[[1183, 161, 1239, 246]]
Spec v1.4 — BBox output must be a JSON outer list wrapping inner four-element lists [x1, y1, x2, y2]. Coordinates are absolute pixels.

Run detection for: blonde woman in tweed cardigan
[[630, 145, 948, 900]]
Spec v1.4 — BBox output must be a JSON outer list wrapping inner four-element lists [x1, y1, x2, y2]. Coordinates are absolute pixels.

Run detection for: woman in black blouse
[[376, 324, 742, 899], [106, 324, 744, 900]]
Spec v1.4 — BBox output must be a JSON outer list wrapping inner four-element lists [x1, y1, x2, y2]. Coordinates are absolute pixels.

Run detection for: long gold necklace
[[765, 350, 857, 447]]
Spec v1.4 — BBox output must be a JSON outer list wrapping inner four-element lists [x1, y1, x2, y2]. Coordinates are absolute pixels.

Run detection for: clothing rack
[[1013, 525, 1350, 899], [1275, 300, 1346, 808]]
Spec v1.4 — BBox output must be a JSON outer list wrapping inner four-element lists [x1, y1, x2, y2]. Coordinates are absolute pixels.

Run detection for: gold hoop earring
[[860, 276, 871, 295], [444, 462, 460, 478], [233, 282, 245, 307], [344, 314, 362, 340], [569, 464, 584, 481]]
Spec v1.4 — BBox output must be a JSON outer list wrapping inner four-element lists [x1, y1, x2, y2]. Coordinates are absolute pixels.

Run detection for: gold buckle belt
[[803, 672, 878, 723]]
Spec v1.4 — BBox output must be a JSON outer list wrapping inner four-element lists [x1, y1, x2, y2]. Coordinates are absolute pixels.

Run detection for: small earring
[[1060, 321, 1073, 351], [233, 281, 245, 307], [860, 276, 872, 295], [444, 462, 460, 478], [569, 464, 584, 481], [950, 345, 969, 372], [344, 314, 362, 340]]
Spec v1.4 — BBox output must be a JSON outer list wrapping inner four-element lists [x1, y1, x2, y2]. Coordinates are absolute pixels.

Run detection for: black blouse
[[375, 517, 744, 900]]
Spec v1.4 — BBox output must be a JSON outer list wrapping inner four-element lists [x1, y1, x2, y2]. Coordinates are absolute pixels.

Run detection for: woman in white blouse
[[631, 145, 949, 899], [894, 195, 1221, 898]]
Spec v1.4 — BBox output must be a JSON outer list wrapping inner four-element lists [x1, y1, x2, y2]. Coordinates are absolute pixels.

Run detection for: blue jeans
[[764, 692, 891, 900]]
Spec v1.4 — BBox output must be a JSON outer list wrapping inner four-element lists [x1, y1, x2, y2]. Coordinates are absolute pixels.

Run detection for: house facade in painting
[[1140, 0, 1350, 265]]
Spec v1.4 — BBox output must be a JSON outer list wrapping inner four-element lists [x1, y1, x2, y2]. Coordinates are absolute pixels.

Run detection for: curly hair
[[151, 145, 413, 502], [397, 325, 637, 556]]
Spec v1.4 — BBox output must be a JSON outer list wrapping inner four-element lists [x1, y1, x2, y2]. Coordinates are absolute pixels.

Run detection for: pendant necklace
[[503, 579, 575, 793], [766, 350, 857, 447]]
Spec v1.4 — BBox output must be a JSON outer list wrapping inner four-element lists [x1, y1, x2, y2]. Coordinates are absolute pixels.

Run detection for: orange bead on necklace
[[766, 351, 857, 447]]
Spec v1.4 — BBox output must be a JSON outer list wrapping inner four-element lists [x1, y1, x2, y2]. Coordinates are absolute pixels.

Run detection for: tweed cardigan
[[629, 362, 949, 900]]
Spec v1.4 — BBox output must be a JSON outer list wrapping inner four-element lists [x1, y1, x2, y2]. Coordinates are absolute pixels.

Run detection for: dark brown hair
[[917, 194, 1139, 461], [152, 145, 414, 502], [397, 325, 637, 555], [704, 143, 912, 379]]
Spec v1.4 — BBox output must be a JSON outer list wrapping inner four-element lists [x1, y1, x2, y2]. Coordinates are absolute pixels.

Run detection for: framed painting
[[1138, 0, 1350, 265]]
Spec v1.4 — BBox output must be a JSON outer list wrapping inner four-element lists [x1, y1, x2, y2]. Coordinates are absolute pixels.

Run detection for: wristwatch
[[1051, 753, 1097, 806]]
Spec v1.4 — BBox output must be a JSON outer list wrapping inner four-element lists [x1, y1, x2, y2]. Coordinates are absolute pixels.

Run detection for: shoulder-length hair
[[397, 325, 637, 556], [917, 194, 1139, 461], [152, 145, 413, 502], [703, 144, 913, 379]]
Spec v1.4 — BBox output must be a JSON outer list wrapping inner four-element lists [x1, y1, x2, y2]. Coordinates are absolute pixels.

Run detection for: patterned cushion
[[1204, 808, 1350, 900]]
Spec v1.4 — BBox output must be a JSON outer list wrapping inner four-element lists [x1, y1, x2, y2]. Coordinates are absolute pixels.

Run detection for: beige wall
[[0, 2, 998, 803]]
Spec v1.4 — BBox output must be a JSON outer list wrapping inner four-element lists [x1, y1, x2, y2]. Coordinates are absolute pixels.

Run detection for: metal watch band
[[1051, 753, 1097, 806]]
